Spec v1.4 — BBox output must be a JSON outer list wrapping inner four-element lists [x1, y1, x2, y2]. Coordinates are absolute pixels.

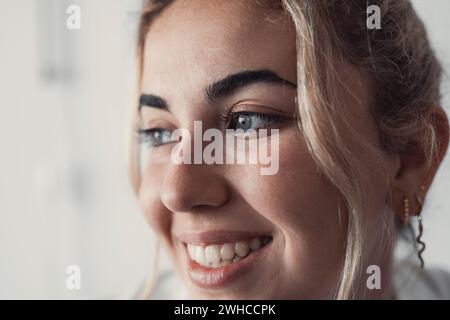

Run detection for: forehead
[[141, 0, 297, 100]]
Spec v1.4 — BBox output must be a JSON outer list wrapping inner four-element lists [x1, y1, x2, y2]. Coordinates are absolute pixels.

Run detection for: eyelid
[[140, 118, 176, 131], [230, 103, 291, 117], [220, 103, 292, 127], [139, 106, 180, 129]]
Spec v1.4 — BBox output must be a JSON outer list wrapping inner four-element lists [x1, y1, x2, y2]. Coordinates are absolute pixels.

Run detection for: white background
[[0, 0, 449, 299]]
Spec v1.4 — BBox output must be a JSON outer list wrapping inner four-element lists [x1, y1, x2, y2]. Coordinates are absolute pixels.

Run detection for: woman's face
[[138, 0, 393, 299]]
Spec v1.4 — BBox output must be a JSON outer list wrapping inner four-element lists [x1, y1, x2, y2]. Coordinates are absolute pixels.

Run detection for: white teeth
[[233, 256, 242, 263], [235, 241, 249, 257], [205, 245, 221, 263], [220, 243, 235, 260], [187, 244, 195, 258], [195, 246, 206, 265], [250, 237, 261, 251], [186, 236, 270, 268], [222, 259, 232, 266]]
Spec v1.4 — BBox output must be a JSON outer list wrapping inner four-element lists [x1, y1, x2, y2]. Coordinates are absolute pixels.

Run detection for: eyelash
[[220, 110, 287, 130], [137, 110, 288, 148]]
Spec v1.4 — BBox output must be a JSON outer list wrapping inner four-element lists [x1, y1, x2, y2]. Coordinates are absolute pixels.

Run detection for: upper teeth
[[186, 237, 269, 268]]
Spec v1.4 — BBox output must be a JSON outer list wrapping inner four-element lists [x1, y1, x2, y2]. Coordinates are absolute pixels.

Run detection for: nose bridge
[[159, 92, 229, 212], [159, 158, 230, 213]]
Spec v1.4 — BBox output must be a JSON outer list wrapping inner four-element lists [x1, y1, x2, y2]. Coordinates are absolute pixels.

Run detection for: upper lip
[[176, 229, 271, 246]]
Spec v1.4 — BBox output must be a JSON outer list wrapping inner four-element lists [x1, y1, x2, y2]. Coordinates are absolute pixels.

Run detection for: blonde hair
[[131, 0, 445, 299]]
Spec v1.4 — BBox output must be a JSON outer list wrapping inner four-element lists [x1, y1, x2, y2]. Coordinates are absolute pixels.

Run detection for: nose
[[160, 162, 230, 213]]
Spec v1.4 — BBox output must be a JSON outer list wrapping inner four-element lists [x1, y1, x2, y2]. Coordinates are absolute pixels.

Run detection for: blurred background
[[0, 0, 449, 299]]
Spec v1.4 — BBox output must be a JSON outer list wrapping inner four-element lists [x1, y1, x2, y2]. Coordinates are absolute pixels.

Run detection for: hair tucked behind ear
[[131, 0, 446, 299]]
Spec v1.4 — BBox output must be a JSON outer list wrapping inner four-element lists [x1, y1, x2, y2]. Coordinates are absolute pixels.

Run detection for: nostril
[[160, 190, 216, 213], [159, 165, 230, 212]]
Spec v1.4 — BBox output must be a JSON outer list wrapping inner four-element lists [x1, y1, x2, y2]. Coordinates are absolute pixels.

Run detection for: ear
[[391, 106, 449, 222]]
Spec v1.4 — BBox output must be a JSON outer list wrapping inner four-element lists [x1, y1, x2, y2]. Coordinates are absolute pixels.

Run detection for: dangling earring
[[415, 185, 426, 268], [402, 196, 410, 226], [416, 214, 425, 268]]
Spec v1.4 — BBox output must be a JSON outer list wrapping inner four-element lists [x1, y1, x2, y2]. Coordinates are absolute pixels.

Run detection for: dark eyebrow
[[138, 94, 168, 110], [205, 69, 297, 103], [138, 69, 297, 111]]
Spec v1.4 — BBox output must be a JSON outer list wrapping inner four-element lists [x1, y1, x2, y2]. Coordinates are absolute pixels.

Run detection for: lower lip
[[186, 242, 271, 289]]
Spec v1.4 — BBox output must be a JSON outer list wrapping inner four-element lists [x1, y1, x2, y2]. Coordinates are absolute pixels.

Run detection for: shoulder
[[394, 263, 450, 299]]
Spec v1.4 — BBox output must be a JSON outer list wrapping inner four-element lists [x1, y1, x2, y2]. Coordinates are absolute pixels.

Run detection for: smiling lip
[[176, 230, 272, 289]]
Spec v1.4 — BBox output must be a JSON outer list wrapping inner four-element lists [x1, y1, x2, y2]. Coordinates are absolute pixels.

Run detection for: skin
[[136, 0, 449, 299]]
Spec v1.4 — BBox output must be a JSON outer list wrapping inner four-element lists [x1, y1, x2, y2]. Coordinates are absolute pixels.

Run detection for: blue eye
[[138, 128, 173, 148], [228, 112, 286, 131]]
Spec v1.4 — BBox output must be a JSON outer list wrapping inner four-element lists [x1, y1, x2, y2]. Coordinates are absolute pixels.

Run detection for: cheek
[[228, 129, 347, 279], [233, 129, 346, 236], [138, 164, 172, 243]]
